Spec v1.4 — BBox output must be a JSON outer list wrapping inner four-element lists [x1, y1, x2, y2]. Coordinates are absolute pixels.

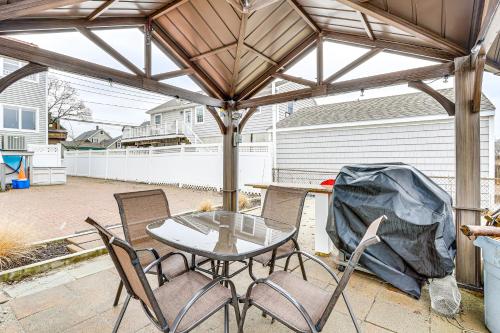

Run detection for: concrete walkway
[[0, 177, 222, 242], [0, 200, 487, 333]]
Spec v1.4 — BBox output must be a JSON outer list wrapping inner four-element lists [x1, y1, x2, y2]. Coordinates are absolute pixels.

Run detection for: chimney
[[96, 125, 99, 130]]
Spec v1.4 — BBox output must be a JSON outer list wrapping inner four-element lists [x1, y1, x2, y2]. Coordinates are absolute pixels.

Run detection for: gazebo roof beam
[[323, 31, 455, 61], [285, 0, 320, 32], [237, 61, 454, 109], [0, 36, 224, 107], [152, 68, 194, 81], [151, 22, 227, 100], [77, 27, 144, 76], [237, 32, 318, 100], [0, 17, 146, 35], [243, 44, 278, 66], [358, 11, 374, 41], [272, 73, 316, 87], [150, 0, 190, 20], [230, 12, 248, 97], [87, 0, 119, 21], [190, 43, 237, 62], [324, 47, 383, 83], [336, 0, 467, 56], [0, 0, 86, 21], [476, 0, 500, 52]]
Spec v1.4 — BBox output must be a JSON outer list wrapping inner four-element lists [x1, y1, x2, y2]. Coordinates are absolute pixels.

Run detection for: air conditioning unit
[[1, 135, 26, 151]]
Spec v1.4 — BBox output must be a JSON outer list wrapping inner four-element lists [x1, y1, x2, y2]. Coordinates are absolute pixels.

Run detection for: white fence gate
[[27, 144, 66, 185], [63, 143, 273, 192]]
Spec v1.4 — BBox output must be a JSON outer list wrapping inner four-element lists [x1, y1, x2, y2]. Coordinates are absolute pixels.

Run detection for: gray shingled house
[[62, 126, 121, 150], [274, 89, 496, 181]]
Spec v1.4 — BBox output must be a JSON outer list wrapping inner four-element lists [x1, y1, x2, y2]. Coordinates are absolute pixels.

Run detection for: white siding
[[276, 116, 493, 178], [0, 56, 47, 145]]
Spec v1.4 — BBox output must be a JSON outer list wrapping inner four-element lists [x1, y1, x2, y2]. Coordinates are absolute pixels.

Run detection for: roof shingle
[[276, 89, 495, 129]]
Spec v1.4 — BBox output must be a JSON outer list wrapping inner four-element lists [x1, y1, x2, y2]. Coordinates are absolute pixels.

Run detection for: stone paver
[[0, 197, 488, 333], [0, 177, 222, 242]]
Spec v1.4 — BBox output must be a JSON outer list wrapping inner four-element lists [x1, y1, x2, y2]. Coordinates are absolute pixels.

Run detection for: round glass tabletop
[[146, 211, 296, 261]]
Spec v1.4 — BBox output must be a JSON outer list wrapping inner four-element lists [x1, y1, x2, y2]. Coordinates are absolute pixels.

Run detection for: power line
[[57, 81, 166, 105], [53, 74, 170, 102], [82, 100, 153, 111], [50, 71, 175, 100], [63, 118, 138, 127]]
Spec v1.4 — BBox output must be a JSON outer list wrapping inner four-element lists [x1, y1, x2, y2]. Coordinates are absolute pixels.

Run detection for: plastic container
[[12, 179, 30, 189], [474, 236, 500, 333]]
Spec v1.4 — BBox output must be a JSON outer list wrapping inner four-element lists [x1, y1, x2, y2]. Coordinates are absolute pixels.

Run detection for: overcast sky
[[11, 29, 500, 139]]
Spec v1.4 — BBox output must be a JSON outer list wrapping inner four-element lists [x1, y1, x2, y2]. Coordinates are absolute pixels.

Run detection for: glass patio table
[[146, 210, 296, 332]]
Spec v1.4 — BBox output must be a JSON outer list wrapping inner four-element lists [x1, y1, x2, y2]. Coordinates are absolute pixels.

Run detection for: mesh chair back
[[261, 186, 308, 235], [114, 190, 171, 246], [85, 217, 166, 327]]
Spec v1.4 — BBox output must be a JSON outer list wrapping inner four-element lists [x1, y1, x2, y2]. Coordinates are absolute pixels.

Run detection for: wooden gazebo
[[0, 0, 499, 288]]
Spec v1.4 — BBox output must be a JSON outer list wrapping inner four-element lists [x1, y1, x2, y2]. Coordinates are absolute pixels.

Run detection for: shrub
[[0, 224, 38, 270], [199, 199, 214, 212], [239, 193, 251, 210]]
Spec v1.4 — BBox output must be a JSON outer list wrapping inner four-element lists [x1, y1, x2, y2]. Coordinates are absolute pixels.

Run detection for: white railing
[[27, 144, 62, 167], [183, 122, 203, 144], [122, 121, 183, 140], [63, 143, 273, 192]]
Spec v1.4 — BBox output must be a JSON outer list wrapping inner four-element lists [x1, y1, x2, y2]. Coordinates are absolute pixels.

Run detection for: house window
[[2, 58, 39, 82], [195, 106, 204, 123], [1, 105, 37, 131], [154, 114, 161, 126], [286, 101, 294, 116], [184, 109, 192, 124], [21, 109, 36, 130]]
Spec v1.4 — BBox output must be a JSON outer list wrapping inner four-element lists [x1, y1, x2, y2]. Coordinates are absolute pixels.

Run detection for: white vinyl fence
[[63, 143, 273, 192]]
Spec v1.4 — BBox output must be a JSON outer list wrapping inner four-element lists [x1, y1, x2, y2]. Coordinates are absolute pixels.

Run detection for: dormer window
[[154, 114, 161, 126]]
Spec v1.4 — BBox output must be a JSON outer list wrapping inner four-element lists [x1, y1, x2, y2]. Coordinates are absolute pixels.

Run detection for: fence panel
[[63, 143, 272, 192], [27, 144, 62, 167]]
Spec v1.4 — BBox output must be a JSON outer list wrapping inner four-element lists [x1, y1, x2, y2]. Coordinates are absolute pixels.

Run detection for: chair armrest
[[284, 251, 341, 283], [136, 247, 160, 260], [143, 252, 189, 275], [247, 278, 318, 333], [171, 276, 237, 332]]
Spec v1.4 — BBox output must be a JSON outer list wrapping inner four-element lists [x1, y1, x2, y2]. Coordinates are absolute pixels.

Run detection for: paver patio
[[0, 200, 487, 333], [0, 177, 222, 242]]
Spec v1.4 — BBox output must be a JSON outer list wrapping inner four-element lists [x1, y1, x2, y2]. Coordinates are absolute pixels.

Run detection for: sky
[[10, 29, 500, 139]]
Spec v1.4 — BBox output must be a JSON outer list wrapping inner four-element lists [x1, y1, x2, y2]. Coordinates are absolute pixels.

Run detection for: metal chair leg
[[297, 252, 308, 281], [238, 300, 250, 333], [113, 281, 123, 307], [112, 294, 130, 333]]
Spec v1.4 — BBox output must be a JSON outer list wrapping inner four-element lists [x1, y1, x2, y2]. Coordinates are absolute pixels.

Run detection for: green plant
[[0, 224, 39, 270]]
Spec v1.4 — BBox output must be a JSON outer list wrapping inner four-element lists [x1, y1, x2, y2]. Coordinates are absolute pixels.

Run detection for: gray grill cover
[[327, 163, 456, 298]]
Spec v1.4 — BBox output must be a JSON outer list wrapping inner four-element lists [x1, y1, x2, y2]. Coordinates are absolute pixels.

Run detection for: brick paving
[[0, 177, 222, 242], [0, 201, 488, 333]]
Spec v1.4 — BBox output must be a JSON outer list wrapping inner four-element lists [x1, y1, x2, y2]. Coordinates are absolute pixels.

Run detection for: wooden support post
[[222, 107, 239, 212], [317, 33, 323, 85], [454, 55, 481, 287], [144, 21, 152, 78]]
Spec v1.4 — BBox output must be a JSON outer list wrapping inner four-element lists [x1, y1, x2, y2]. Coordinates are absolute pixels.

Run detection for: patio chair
[[249, 186, 309, 281], [239, 215, 386, 333], [113, 189, 209, 306], [85, 217, 241, 333]]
